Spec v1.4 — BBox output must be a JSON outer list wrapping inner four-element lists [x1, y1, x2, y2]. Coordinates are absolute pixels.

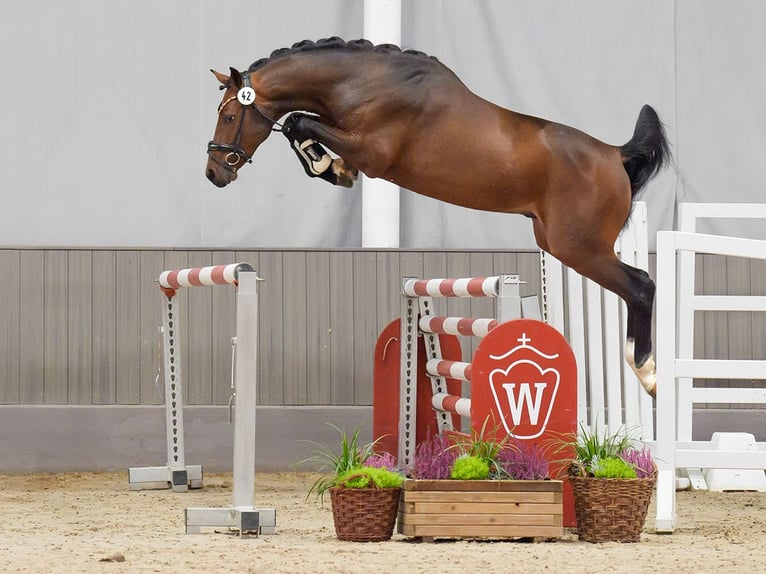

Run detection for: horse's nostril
[[206, 168, 216, 183]]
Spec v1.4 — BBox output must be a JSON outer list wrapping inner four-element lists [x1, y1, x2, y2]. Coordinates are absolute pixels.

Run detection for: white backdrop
[[1, 1, 763, 249]]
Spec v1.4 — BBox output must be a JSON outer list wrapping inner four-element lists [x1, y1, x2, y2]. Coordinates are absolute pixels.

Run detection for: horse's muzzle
[[206, 167, 226, 187], [205, 162, 237, 187]]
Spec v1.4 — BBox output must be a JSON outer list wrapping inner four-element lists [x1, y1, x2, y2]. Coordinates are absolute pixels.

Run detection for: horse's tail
[[620, 104, 671, 198]]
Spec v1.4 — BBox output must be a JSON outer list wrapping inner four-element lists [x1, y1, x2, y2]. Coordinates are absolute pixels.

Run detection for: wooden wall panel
[[139, 251, 166, 405], [352, 252, 379, 405], [283, 251, 308, 405], [0, 250, 20, 403], [375, 252, 400, 332], [306, 251, 331, 404], [19, 251, 44, 403], [43, 251, 69, 403], [115, 251, 141, 404], [42, 250, 69, 405], [91, 251, 116, 404], [68, 251, 93, 404], [329, 252, 354, 404], [1, 247, 764, 412], [258, 251, 284, 405]]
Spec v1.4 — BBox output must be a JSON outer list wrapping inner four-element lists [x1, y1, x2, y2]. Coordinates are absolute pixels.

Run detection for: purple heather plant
[[618, 447, 655, 478], [364, 451, 397, 471], [409, 433, 458, 479], [497, 439, 550, 480]]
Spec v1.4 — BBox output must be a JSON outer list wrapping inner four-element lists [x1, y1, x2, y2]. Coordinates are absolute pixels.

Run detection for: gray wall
[[2, 2, 766, 250], [1, 247, 764, 473], [0, 249, 542, 406], [2, 248, 765, 408]]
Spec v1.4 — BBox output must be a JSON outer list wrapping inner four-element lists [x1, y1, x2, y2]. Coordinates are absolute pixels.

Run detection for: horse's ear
[[229, 67, 243, 89], [211, 69, 230, 87]]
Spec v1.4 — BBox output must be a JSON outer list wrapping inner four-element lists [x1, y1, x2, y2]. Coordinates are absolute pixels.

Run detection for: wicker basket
[[329, 486, 401, 542], [569, 471, 656, 543]]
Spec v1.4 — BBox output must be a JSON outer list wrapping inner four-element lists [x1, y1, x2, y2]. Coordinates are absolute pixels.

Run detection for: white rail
[[655, 229, 766, 532]]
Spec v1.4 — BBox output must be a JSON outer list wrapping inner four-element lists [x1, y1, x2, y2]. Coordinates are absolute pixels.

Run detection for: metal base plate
[[128, 465, 203, 492], [185, 506, 276, 535]]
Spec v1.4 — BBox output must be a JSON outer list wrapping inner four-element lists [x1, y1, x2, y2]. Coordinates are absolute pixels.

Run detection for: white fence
[[654, 204, 766, 532]]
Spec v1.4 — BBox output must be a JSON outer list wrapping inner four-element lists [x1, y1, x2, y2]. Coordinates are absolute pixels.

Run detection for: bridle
[[207, 71, 282, 173]]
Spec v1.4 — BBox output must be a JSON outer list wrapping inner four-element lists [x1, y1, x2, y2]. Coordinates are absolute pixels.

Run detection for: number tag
[[237, 87, 256, 105]]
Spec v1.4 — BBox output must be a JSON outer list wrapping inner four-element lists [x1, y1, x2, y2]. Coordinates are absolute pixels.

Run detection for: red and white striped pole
[[158, 262, 254, 298]]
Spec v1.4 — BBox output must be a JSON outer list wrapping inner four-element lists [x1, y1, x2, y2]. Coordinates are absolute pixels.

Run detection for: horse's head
[[205, 68, 275, 187]]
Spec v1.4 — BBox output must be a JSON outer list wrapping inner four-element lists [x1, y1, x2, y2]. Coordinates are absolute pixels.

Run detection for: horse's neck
[[253, 54, 356, 118]]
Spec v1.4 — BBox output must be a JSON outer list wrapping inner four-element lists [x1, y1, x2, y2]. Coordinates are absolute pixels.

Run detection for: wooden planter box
[[398, 479, 563, 541]]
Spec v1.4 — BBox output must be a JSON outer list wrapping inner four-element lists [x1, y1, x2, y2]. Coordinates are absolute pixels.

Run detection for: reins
[[207, 71, 282, 173]]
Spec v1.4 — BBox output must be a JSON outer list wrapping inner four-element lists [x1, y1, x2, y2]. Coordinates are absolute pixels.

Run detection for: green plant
[[336, 466, 404, 489], [299, 424, 399, 502], [591, 456, 637, 479], [449, 418, 512, 479], [450, 455, 490, 480], [547, 422, 654, 479]]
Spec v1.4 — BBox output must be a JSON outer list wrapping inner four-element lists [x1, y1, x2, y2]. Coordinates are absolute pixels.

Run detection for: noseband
[[207, 71, 281, 173]]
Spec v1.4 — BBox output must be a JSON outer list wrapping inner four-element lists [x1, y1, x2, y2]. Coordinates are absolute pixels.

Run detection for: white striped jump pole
[[402, 276, 500, 298], [419, 316, 498, 338], [432, 392, 471, 418], [159, 262, 254, 297], [426, 359, 473, 382]]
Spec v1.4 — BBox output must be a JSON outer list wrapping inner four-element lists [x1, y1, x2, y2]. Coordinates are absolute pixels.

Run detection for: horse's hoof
[[332, 159, 358, 188]]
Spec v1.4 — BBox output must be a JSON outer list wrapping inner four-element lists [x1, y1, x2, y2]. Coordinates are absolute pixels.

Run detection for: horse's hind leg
[[580, 256, 657, 396], [534, 219, 656, 396], [281, 113, 359, 187], [619, 263, 656, 396]]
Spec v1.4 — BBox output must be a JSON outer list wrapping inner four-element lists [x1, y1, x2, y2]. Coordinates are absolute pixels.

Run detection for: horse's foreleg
[[281, 113, 359, 187]]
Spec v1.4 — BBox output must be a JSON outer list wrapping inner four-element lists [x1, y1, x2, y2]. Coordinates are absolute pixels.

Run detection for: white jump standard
[[129, 262, 274, 534], [165, 264, 275, 535]]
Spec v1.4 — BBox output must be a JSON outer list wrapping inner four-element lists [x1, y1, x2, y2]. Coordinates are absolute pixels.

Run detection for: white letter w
[[502, 382, 547, 426]]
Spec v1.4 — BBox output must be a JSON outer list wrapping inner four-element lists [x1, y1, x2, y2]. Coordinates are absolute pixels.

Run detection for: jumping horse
[[206, 37, 670, 397]]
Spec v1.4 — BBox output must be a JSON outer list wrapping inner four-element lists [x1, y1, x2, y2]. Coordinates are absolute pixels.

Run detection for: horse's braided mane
[[247, 37, 437, 72]]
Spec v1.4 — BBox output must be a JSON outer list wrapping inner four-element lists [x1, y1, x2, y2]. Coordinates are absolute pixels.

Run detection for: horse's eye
[[224, 114, 236, 123]]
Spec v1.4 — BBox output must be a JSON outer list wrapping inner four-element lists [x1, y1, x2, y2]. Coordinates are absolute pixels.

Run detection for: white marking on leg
[[625, 339, 656, 397], [331, 158, 358, 186]]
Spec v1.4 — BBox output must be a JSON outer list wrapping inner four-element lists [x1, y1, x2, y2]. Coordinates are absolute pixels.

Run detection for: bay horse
[[205, 37, 670, 397]]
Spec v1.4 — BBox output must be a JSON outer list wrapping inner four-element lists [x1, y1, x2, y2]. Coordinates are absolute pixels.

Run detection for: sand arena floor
[[1, 471, 765, 574]]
